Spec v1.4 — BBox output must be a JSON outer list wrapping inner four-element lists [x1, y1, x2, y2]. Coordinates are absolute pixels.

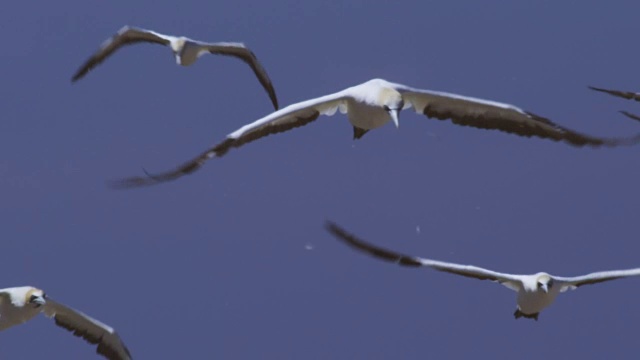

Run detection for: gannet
[[113, 78, 640, 188], [0, 286, 131, 359], [72, 25, 279, 110], [326, 221, 640, 321]]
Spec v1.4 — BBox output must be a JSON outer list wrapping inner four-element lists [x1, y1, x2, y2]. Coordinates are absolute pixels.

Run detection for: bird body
[[514, 273, 561, 318], [0, 287, 41, 329]]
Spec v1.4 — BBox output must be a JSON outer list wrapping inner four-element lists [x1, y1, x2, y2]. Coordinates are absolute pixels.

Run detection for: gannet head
[[170, 38, 188, 64], [535, 274, 554, 294], [379, 88, 404, 128], [25, 287, 47, 308]]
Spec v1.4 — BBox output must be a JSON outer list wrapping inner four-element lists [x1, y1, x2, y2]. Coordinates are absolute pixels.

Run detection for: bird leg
[[513, 308, 539, 321]]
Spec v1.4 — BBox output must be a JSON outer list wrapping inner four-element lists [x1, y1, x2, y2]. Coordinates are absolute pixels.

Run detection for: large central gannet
[[112, 78, 640, 188], [326, 221, 640, 321], [0, 286, 131, 359], [72, 25, 279, 110]]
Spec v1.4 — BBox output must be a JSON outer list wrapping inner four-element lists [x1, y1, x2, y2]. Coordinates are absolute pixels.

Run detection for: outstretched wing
[[43, 299, 132, 360], [197, 41, 279, 110], [325, 221, 523, 291], [620, 111, 640, 123], [72, 25, 173, 82], [396, 85, 640, 147], [110, 91, 350, 188], [554, 268, 640, 292], [589, 86, 640, 102]]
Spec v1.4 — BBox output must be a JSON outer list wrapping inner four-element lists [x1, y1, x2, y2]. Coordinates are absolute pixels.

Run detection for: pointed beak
[[390, 109, 400, 128], [33, 296, 46, 306], [541, 285, 549, 294]]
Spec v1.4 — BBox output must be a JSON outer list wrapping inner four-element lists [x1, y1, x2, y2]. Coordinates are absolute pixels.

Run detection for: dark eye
[[547, 280, 553, 288], [383, 105, 391, 111], [537, 282, 543, 288], [29, 295, 38, 302]]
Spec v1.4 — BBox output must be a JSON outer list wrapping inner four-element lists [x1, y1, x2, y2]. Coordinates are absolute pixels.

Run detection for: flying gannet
[[72, 25, 279, 110], [0, 286, 131, 359], [112, 78, 640, 188], [325, 221, 640, 321]]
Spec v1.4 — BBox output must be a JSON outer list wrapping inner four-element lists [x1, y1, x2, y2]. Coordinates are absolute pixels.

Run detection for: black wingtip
[[324, 220, 345, 238], [70, 67, 86, 83], [620, 110, 640, 122], [107, 168, 162, 190], [107, 177, 157, 190]]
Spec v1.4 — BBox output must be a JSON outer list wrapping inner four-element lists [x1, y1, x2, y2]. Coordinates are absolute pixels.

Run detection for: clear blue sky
[[1, 1, 639, 358]]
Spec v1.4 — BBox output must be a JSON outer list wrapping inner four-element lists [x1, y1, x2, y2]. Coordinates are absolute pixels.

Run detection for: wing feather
[[43, 299, 132, 360], [110, 92, 349, 188], [589, 86, 640, 102], [397, 85, 640, 147], [325, 221, 522, 290], [72, 26, 172, 82], [554, 268, 640, 291], [620, 111, 640, 123], [198, 41, 279, 110]]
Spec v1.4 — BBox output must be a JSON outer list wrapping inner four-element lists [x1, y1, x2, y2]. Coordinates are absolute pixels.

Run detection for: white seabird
[[72, 25, 279, 110], [0, 286, 131, 359], [326, 221, 640, 321], [113, 78, 640, 188]]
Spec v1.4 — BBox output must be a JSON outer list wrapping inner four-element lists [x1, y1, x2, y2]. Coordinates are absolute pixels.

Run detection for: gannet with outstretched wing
[[326, 221, 640, 321], [72, 25, 279, 110], [113, 78, 640, 188]]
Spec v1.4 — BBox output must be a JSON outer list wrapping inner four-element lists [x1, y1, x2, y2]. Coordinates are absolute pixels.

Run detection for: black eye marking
[[383, 105, 391, 111], [29, 295, 38, 302]]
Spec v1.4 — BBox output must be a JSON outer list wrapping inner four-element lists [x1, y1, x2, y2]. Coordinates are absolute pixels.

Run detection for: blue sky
[[1, 1, 639, 358]]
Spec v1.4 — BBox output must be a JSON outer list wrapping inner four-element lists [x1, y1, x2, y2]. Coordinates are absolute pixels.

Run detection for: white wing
[[111, 90, 350, 188], [194, 41, 279, 110], [325, 221, 523, 291], [394, 83, 640, 147], [72, 25, 174, 82], [554, 268, 640, 292], [589, 86, 640, 102], [43, 299, 132, 360]]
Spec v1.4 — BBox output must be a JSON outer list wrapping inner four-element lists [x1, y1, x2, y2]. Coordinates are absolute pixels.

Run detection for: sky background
[[1, 1, 639, 359]]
